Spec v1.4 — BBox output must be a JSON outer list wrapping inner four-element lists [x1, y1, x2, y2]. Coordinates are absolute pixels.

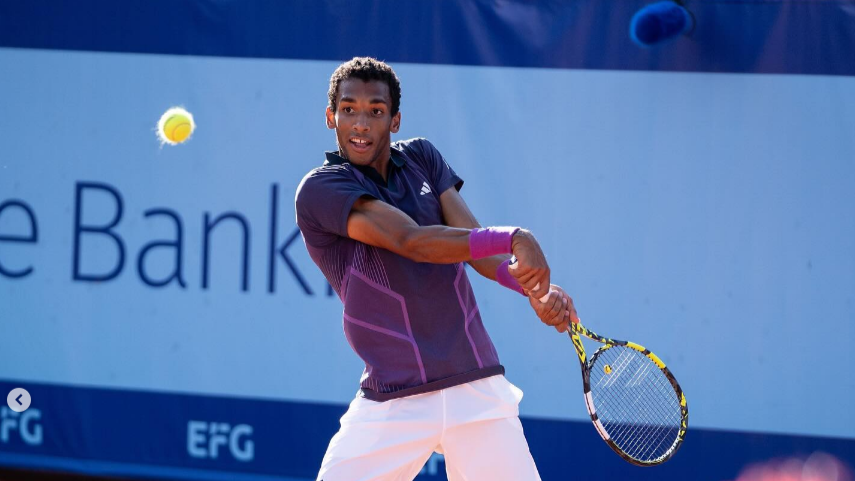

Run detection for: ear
[[325, 107, 336, 130], [390, 111, 401, 134]]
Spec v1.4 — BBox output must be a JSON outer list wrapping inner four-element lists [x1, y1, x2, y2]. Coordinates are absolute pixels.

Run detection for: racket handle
[[508, 256, 552, 303]]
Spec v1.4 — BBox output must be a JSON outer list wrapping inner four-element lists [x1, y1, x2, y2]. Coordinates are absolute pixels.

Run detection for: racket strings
[[602, 391, 673, 460], [598, 375, 677, 461], [596, 362, 679, 461], [602, 368, 678, 461], [588, 346, 682, 463]]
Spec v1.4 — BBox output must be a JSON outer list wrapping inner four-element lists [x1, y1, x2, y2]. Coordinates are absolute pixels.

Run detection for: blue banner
[[0, 0, 854, 76], [2, 380, 853, 481]]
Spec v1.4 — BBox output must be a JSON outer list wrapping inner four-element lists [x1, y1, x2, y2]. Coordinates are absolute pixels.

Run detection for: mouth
[[348, 137, 372, 154]]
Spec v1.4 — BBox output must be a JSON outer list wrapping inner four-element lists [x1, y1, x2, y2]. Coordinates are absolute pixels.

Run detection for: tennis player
[[296, 57, 579, 481]]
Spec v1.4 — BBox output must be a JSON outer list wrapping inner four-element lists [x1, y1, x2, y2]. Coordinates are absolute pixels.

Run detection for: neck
[[337, 142, 391, 182], [373, 156, 390, 182]]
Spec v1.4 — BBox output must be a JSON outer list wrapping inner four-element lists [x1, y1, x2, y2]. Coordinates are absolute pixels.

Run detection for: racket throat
[[570, 332, 587, 364]]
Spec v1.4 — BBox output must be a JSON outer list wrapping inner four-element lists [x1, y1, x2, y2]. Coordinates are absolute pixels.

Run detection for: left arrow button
[[7, 388, 31, 412]]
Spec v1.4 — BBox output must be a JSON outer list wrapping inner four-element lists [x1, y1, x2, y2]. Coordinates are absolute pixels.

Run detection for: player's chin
[[344, 146, 376, 165]]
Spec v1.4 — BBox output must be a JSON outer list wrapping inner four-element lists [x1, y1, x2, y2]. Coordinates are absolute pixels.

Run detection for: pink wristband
[[469, 227, 519, 260], [496, 258, 526, 296]]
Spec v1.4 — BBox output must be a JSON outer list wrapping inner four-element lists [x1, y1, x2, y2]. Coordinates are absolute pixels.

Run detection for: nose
[[352, 112, 370, 132]]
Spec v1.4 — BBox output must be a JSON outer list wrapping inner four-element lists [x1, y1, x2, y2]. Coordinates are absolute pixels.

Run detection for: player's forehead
[[337, 78, 390, 105]]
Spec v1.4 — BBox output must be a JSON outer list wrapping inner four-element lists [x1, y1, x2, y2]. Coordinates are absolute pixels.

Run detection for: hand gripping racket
[[510, 260, 688, 466]]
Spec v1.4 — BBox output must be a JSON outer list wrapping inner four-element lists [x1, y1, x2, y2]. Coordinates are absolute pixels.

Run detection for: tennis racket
[[509, 261, 688, 466]]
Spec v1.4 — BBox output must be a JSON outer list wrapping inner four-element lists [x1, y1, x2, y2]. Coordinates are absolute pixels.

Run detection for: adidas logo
[[420, 182, 432, 196]]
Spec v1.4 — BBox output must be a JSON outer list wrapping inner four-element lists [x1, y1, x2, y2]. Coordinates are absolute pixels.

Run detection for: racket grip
[[508, 256, 553, 303]]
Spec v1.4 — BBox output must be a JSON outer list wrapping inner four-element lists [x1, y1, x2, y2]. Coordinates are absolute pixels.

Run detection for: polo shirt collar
[[324, 147, 406, 168], [324, 147, 407, 187]]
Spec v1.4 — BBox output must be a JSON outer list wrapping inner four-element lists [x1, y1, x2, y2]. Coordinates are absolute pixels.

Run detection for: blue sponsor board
[[1, 0, 854, 76], [0, 380, 338, 480], [2, 380, 853, 481]]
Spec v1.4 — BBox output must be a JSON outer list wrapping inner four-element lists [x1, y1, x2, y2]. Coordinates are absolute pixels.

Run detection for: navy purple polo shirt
[[295, 138, 504, 401]]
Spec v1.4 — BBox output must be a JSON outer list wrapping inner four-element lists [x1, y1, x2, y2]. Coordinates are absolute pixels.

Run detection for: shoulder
[[393, 138, 445, 173], [297, 164, 359, 193], [300, 163, 360, 183], [295, 164, 362, 205], [393, 137, 441, 160]]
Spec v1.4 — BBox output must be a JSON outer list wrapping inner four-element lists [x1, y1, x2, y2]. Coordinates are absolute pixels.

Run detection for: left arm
[[438, 187, 507, 280], [439, 186, 579, 332]]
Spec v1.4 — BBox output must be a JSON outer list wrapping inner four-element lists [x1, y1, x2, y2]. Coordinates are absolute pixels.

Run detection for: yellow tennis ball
[[604, 364, 613, 374], [157, 107, 195, 145], [164, 115, 191, 142]]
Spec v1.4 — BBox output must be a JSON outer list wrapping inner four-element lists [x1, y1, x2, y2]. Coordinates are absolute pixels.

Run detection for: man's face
[[326, 78, 401, 167]]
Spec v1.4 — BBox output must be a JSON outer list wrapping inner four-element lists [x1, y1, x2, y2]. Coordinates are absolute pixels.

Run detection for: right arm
[[346, 197, 472, 264], [346, 196, 551, 300]]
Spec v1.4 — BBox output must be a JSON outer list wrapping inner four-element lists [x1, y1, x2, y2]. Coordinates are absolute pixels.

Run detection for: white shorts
[[317, 375, 541, 481]]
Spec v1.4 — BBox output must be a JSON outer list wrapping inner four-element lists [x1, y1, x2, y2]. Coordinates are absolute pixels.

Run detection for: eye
[[342, 107, 354, 114], [373, 108, 384, 115]]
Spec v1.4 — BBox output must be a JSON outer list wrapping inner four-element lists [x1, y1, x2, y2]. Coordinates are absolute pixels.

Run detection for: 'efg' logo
[[0, 407, 43, 446], [187, 420, 254, 462]]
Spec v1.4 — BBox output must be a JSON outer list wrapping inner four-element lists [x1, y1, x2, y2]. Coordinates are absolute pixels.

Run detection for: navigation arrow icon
[[7, 388, 31, 412]]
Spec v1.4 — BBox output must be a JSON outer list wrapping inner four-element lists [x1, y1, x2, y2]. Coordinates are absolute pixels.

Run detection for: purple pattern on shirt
[[295, 138, 503, 400], [343, 267, 427, 385], [454, 263, 484, 369], [351, 243, 390, 288]]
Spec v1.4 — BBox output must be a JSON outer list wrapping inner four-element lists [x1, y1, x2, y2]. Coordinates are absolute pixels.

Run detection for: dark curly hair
[[328, 57, 402, 116]]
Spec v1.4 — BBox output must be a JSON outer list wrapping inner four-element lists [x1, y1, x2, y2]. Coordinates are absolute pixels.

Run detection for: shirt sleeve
[[412, 138, 464, 195], [295, 166, 374, 247]]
